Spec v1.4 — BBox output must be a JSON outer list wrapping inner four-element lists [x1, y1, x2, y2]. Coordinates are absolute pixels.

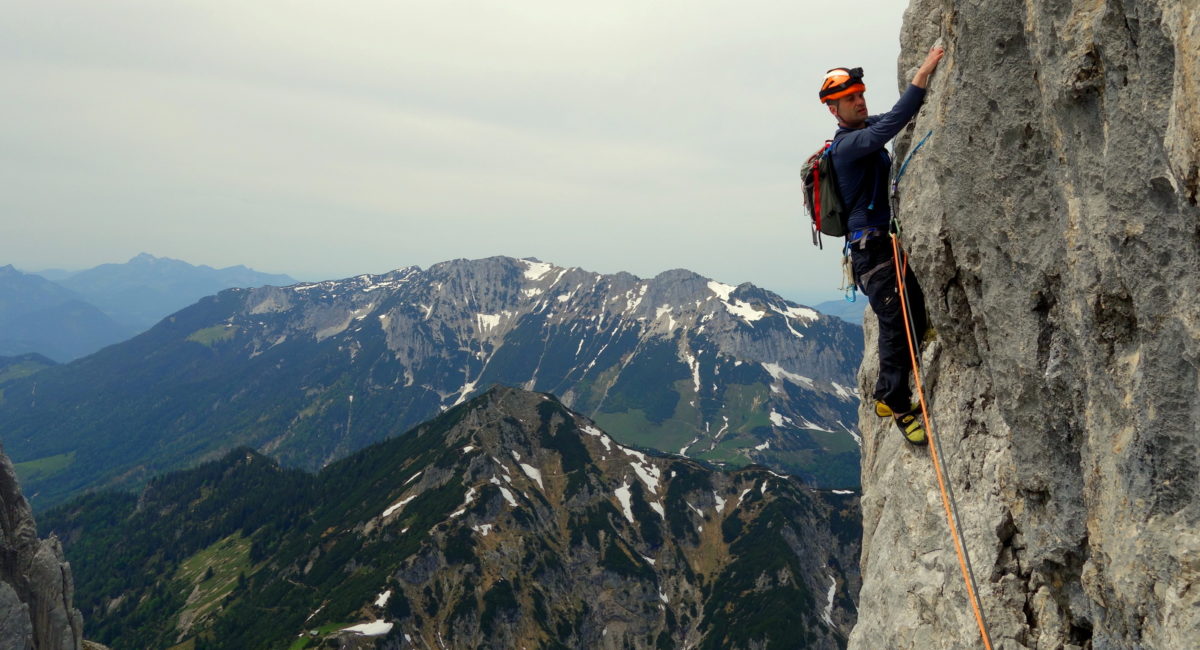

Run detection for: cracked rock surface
[[0, 448, 84, 650], [850, 0, 1199, 648]]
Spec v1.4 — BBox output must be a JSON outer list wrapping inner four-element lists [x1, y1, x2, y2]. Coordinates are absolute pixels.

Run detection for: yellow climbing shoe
[[893, 408, 928, 446], [874, 401, 918, 418]]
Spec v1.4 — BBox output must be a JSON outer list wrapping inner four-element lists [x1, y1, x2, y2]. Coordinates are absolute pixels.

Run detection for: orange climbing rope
[[890, 234, 994, 650]]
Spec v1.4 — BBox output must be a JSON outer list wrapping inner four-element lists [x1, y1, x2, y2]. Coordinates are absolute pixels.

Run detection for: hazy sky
[[4, 1, 911, 305]]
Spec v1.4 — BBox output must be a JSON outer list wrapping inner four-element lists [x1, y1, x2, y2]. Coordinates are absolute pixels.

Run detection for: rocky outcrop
[[349, 386, 860, 649], [0, 448, 84, 649], [851, 0, 1198, 648]]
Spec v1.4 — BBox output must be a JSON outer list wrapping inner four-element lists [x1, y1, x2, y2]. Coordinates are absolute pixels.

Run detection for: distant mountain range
[[2, 256, 863, 509], [0, 254, 294, 362], [42, 386, 861, 649], [0, 265, 135, 362], [51, 253, 296, 331]]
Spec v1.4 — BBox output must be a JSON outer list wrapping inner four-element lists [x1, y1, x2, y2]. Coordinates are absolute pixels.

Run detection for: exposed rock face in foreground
[[851, 1, 1198, 648], [0, 449, 83, 649]]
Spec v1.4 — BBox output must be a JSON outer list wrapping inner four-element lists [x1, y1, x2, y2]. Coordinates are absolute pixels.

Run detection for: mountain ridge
[[52, 253, 296, 331], [4, 255, 864, 509], [44, 385, 860, 649], [0, 265, 134, 362]]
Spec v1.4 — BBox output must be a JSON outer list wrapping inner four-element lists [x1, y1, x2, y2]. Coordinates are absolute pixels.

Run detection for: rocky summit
[[850, 0, 1199, 648], [44, 386, 861, 650], [3, 255, 862, 509]]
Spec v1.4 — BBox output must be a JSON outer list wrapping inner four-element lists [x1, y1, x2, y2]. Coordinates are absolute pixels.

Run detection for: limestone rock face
[[850, 0, 1199, 648], [0, 449, 84, 649]]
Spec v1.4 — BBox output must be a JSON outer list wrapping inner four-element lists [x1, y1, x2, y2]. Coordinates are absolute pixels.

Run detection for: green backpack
[[801, 139, 848, 248]]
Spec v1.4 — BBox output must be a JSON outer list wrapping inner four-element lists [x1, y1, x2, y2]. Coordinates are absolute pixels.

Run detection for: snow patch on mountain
[[838, 422, 863, 447], [684, 351, 701, 393], [632, 463, 660, 494], [519, 463, 544, 490], [521, 260, 553, 281], [650, 501, 665, 519], [776, 304, 819, 323], [762, 362, 816, 388], [714, 416, 730, 441], [724, 300, 766, 324], [705, 280, 771, 324], [797, 418, 835, 433], [707, 281, 735, 301], [622, 448, 661, 493], [832, 382, 855, 401], [374, 590, 392, 608], [341, 620, 394, 636], [581, 424, 613, 451], [382, 494, 417, 518], [452, 381, 478, 407], [656, 304, 676, 331], [450, 486, 477, 518], [822, 573, 837, 626], [615, 482, 634, 523], [625, 284, 649, 312], [476, 314, 501, 331]]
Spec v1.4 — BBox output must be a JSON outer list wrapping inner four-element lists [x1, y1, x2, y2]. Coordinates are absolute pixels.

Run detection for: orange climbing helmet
[[819, 67, 865, 103]]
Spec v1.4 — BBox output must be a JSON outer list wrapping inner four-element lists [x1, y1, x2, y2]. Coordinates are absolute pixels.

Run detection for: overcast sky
[[4, 1, 910, 305]]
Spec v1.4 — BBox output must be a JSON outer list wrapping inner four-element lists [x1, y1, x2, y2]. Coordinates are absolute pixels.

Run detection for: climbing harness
[[890, 130, 995, 650], [845, 228, 889, 302]]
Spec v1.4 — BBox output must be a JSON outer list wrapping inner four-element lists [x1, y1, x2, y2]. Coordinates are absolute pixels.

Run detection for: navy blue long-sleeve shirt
[[831, 84, 926, 232]]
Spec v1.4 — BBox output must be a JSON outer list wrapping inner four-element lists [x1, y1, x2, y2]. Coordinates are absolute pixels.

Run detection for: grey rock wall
[[0, 449, 83, 650], [850, 0, 1198, 648]]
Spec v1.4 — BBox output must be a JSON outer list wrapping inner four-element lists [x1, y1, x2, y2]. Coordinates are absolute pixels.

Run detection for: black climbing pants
[[850, 236, 928, 414]]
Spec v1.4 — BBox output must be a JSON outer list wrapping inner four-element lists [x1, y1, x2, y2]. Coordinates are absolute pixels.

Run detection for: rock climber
[[819, 46, 945, 445]]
